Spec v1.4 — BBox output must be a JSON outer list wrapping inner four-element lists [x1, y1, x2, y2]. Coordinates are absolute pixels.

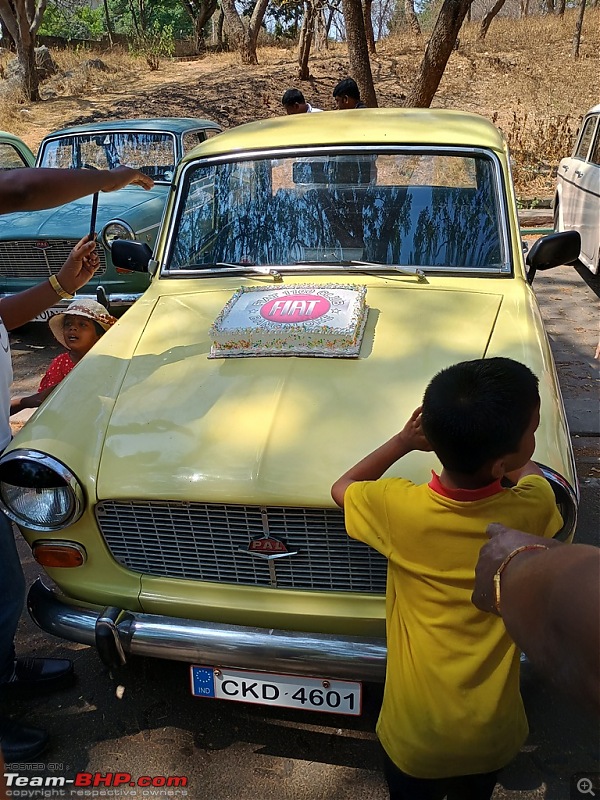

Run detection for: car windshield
[[167, 149, 509, 274], [38, 131, 176, 182]]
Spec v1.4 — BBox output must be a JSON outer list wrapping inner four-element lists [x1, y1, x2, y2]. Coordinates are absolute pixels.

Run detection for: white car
[[554, 104, 600, 274]]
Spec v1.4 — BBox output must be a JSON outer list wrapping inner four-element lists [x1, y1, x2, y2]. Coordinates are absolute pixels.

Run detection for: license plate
[[190, 665, 362, 716], [32, 307, 63, 322]]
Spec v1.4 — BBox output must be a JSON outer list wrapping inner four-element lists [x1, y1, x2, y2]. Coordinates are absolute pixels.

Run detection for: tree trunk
[[15, 33, 39, 100], [216, 7, 225, 48], [545, 0, 554, 13], [479, 0, 507, 40], [182, 0, 218, 53], [102, 0, 114, 45], [405, 0, 472, 108], [571, 0, 585, 58], [363, 0, 377, 55], [404, 0, 421, 34], [298, 1, 316, 80], [0, 0, 46, 101], [220, 0, 268, 64], [555, 0, 565, 14], [340, 0, 377, 106]]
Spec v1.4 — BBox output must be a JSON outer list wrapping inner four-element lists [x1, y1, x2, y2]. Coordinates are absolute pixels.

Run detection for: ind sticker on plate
[[192, 667, 216, 697]]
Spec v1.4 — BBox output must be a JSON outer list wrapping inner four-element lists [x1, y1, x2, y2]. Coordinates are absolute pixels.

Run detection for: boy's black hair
[[332, 78, 360, 100], [282, 88, 305, 106], [421, 357, 540, 474]]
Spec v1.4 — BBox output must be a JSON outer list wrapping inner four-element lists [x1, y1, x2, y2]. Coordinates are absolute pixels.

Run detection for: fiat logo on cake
[[260, 293, 330, 324]]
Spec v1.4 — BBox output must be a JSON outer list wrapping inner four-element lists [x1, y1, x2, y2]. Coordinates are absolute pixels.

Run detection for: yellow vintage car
[[0, 110, 579, 716]]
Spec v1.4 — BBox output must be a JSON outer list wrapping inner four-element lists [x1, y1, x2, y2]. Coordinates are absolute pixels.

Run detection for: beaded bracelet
[[493, 544, 549, 614], [48, 274, 74, 300]]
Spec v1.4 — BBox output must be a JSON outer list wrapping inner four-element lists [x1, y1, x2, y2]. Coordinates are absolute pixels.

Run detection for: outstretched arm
[[10, 387, 54, 416], [473, 523, 600, 715], [331, 406, 432, 507], [0, 165, 153, 215]]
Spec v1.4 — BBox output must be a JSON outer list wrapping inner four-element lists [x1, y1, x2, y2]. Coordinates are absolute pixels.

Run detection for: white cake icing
[[209, 284, 368, 358]]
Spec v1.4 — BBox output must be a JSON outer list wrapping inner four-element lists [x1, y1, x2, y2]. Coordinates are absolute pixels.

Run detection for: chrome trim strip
[[27, 578, 386, 682]]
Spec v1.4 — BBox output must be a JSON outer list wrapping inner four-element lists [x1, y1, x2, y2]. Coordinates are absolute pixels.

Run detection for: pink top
[[39, 352, 75, 391]]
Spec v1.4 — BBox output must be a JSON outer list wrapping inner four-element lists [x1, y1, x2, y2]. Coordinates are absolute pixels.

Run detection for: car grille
[[96, 501, 387, 594], [0, 240, 107, 279]]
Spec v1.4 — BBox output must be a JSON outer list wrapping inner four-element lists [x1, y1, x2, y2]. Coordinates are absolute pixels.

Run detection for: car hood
[[14, 278, 571, 507], [0, 186, 167, 238]]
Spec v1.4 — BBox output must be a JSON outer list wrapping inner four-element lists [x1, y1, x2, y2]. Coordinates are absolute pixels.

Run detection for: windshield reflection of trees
[[171, 158, 502, 270], [41, 133, 175, 174]]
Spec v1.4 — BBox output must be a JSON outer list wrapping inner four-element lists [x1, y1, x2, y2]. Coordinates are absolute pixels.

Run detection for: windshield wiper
[[350, 261, 427, 281], [184, 262, 283, 282]]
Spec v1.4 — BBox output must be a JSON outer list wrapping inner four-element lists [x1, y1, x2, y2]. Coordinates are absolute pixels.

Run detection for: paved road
[[4, 262, 599, 800]]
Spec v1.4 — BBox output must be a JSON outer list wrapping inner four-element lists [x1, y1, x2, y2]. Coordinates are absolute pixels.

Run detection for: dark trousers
[[383, 751, 498, 800]]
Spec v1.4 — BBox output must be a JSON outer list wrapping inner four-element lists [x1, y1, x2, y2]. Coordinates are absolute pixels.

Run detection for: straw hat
[[49, 298, 117, 348]]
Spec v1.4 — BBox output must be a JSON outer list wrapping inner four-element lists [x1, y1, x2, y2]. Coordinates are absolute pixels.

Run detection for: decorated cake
[[209, 284, 368, 358]]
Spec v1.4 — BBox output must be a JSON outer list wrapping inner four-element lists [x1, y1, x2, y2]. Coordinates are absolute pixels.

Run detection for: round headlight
[[0, 450, 84, 531], [102, 221, 135, 250]]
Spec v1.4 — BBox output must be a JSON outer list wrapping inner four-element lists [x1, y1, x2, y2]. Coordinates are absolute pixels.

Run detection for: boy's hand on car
[[56, 236, 100, 295], [397, 406, 433, 453]]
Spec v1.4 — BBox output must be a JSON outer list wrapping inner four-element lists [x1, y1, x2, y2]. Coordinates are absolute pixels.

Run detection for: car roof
[[585, 104, 600, 115], [182, 108, 507, 162], [44, 118, 221, 138]]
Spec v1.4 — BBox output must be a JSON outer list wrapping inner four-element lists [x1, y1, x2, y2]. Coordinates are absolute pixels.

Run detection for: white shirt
[[307, 104, 322, 113], [0, 317, 12, 450]]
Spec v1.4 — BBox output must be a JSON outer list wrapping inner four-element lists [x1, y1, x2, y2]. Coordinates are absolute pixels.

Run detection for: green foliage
[[39, 2, 105, 39], [108, 0, 193, 38], [130, 22, 176, 70]]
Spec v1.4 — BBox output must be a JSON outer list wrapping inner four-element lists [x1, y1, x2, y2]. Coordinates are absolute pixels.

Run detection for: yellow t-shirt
[[344, 474, 563, 779]]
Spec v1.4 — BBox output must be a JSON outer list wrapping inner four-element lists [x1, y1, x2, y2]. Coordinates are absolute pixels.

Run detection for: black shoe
[[2, 657, 75, 695], [0, 716, 49, 761]]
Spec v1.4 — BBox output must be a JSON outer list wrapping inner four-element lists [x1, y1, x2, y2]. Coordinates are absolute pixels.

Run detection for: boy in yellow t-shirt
[[331, 357, 563, 800]]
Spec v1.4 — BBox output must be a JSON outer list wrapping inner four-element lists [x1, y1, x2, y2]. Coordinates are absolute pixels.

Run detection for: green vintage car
[[0, 110, 580, 717], [0, 118, 221, 320], [0, 130, 35, 169]]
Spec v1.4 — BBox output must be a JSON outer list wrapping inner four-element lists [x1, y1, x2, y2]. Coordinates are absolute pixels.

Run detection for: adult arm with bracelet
[[0, 165, 153, 214], [473, 523, 600, 715]]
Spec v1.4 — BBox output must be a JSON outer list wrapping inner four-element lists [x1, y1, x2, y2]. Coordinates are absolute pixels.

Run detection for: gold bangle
[[48, 274, 74, 300], [493, 544, 549, 614]]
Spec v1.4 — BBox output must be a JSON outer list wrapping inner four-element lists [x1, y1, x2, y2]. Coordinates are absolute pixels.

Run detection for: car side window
[[588, 120, 600, 167], [182, 131, 207, 154], [0, 143, 29, 170], [574, 117, 597, 161]]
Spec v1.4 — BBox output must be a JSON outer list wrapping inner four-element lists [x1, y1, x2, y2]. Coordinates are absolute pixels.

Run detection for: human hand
[[56, 236, 100, 295], [472, 523, 559, 614], [397, 406, 433, 453], [595, 338, 600, 360], [102, 165, 154, 192]]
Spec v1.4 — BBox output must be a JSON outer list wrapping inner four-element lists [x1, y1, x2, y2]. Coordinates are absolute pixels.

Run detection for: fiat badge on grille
[[243, 535, 297, 560], [34, 241, 51, 249]]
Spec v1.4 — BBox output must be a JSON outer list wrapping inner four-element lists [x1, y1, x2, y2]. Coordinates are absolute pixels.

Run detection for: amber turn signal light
[[32, 541, 86, 568]]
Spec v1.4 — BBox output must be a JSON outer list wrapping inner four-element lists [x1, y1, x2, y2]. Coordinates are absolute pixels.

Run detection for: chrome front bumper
[[28, 578, 387, 682]]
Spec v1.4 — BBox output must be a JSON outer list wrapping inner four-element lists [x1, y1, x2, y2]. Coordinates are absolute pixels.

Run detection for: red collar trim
[[428, 471, 504, 501]]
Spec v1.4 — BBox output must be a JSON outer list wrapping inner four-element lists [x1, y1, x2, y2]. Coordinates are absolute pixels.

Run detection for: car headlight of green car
[[101, 220, 135, 250]]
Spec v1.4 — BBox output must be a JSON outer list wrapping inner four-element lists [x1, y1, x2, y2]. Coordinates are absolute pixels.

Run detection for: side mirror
[[526, 230, 580, 285], [111, 240, 153, 273]]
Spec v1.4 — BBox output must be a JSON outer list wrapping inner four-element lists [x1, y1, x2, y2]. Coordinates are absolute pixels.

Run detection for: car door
[[560, 114, 597, 245], [579, 120, 600, 271]]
